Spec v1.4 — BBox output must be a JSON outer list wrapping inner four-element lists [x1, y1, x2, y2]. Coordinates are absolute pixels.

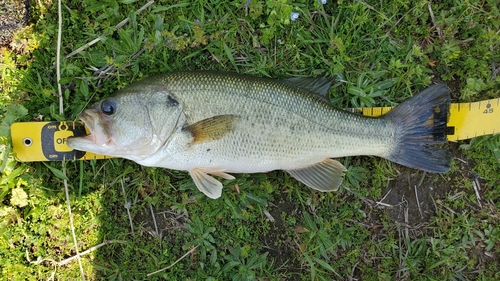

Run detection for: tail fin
[[385, 84, 451, 173]]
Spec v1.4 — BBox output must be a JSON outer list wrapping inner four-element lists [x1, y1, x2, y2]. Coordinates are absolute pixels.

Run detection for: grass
[[1, 0, 500, 280]]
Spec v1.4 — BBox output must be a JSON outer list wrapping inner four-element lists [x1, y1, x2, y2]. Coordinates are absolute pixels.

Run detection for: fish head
[[68, 89, 184, 160]]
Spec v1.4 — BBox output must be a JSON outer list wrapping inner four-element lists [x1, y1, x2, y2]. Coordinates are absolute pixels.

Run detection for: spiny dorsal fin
[[286, 158, 347, 192], [184, 115, 239, 145], [282, 76, 334, 97]]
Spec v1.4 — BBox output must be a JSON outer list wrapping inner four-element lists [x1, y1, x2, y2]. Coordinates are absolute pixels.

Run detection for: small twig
[[414, 185, 423, 218], [115, 0, 154, 29], [349, 261, 359, 281], [56, 0, 63, 115], [404, 207, 409, 239], [395, 221, 427, 230], [401, 206, 410, 280], [459, 38, 474, 45], [62, 163, 85, 280], [93, 160, 108, 179], [357, 0, 378, 13], [261, 245, 276, 252], [375, 189, 393, 207], [65, 38, 101, 59], [375, 201, 393, 207], [58, 0, 83, 276], [448, 191, 463, 201], [88, 46, 147, 80], [131, 47, 147, 59], [263, 209, 275, 222], [121, 179, 134, 233], [65, 0, 155, 58], [58, 240, 127, 266], [428, 3, 443, 40], [150, 204, 159, 236], [472, 178, 483, 208], [413, 173, 424, 219], [441, 202, 457, 215], [379, 189, 392, 202], [343, 185, 374, 207], [147, 245, 199, 277], [397, 226, 403, 280]]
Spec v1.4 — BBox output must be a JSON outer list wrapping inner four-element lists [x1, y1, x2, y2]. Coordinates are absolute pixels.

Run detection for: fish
[[67, 71, 451, 199]]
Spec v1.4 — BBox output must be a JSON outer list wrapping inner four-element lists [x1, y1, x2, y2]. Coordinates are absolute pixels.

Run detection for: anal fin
[[189, 168, 235, 199], [286, 159, 347, 192]]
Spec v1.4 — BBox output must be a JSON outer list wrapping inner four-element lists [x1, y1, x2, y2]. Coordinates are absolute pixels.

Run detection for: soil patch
[[0, 0, 29, 46], [259, 192, 304, 279], [380, 143, 477, 225]]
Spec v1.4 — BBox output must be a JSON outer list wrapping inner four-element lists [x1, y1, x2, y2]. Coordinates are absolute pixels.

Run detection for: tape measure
[[10, 98, 500, 162], [349, 97, 500, 141], [11, 121, 111, 161]]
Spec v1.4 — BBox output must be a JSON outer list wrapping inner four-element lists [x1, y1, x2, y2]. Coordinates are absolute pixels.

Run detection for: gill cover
[[68, 90, 184, 160]]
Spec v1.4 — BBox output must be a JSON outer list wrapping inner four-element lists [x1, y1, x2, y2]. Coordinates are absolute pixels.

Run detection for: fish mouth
[[79, 112, 96, 143], [76, 110, 112, 146], [67, 109, 118, 156]]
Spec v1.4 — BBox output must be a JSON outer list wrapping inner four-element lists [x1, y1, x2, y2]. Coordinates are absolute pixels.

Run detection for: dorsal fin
[[281, 76, 334, 97]]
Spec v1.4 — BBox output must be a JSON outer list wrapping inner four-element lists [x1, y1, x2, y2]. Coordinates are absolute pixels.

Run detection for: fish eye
[[101, 99, 116, 115]]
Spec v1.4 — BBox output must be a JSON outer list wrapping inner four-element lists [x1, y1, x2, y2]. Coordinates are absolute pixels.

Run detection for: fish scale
[[66, 71, 451, 199], [151, 71, 394, 166]]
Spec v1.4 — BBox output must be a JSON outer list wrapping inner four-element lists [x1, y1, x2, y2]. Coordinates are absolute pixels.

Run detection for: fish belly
[[146, 109, 394, 173]]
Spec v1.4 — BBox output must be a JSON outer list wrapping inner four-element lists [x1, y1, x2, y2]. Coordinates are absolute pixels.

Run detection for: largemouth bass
[[67, 71, 451, 199]]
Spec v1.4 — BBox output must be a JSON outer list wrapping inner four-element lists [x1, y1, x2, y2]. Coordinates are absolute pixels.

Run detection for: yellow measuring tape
[[11, 121, 110, 162], [10, 98, 500, 162]]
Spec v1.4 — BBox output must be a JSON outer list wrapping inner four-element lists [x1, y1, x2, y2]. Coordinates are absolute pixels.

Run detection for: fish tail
[[385, 84, 451, 173]]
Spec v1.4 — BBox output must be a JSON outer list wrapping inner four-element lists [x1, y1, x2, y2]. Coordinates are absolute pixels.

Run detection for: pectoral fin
[[189, 168, 235, 199], [286, 159, 347, 192], [184, 115, 238, 145]]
